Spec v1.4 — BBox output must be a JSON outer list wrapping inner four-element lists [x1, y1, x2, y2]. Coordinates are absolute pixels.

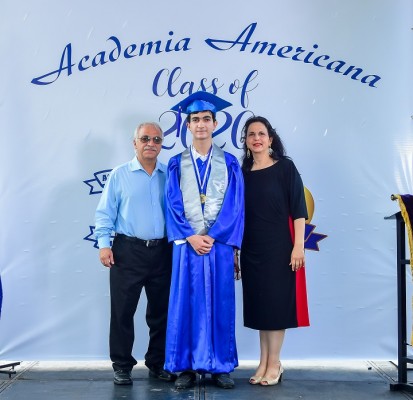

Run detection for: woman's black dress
[[240, 158, 309, 330]]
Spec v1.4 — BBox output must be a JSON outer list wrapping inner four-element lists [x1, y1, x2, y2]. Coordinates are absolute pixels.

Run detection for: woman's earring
[[268, 147, 274, 156], [247, 148, 251, 158]]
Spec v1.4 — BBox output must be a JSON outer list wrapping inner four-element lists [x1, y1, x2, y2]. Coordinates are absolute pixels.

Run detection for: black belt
[[116, 233, 167, 247]]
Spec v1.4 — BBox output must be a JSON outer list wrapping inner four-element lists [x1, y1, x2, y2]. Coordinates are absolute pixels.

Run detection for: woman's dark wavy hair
[[241, 116, 287, 172]]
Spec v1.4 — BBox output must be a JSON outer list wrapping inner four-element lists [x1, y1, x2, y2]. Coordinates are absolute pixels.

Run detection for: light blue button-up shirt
[[94, 157, 167, 249]]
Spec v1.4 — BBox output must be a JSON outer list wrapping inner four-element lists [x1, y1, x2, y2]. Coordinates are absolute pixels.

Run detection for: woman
[[240, 116, 309, 386]]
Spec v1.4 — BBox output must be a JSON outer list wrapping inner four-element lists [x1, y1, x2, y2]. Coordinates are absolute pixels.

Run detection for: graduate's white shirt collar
[[191, 145, 212, 162]]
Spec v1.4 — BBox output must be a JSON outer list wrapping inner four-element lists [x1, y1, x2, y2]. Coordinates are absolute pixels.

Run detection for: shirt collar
[[129, 157, 166, 173], [191, 145, 212, 162]]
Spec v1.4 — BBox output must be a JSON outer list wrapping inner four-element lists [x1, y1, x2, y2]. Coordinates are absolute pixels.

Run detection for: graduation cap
[[171, 91, 232, 137]]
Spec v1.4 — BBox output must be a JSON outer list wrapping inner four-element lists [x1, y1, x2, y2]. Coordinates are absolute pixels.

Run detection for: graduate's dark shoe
[[174, 371, 196, 389], [148, 365, 177, 382], [113, 370, 132, 385], [212, 373, 234, 389]]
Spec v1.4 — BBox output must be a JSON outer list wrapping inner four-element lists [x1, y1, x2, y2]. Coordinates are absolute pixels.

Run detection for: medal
[[200, 194, 207, 204]]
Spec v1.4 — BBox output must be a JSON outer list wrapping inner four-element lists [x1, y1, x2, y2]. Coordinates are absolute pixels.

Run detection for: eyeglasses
[[137, 135, 163, 144]]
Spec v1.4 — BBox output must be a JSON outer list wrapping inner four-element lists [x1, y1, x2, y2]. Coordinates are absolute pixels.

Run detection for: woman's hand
[[290, 245, 305, 272]]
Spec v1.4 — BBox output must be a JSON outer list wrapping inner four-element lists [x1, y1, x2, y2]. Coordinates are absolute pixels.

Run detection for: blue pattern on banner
[[83, 226, 114, 249], [304, 223, 327, 251], [83, 169, 112, 195]]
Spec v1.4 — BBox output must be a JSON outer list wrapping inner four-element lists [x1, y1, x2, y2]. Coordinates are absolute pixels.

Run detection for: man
[[95, 122, 176, 385], [164, 92, 244, 389]]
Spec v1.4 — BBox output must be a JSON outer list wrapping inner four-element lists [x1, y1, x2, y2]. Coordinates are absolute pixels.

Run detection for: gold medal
[[200, 194, 207, 204]]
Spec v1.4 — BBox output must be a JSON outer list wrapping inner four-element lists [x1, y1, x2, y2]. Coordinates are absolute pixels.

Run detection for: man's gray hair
[[134, 122, 163, 139]]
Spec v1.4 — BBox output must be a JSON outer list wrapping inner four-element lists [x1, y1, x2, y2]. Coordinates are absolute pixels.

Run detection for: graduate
[[164, 91, 244, 389]]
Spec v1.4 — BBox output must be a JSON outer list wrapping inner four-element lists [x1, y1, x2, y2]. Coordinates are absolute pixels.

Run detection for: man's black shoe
[[174, 371, 196, 389], [148, 365, 177, 382], [212, 373, 234, 389], [114, 370, 132, 385]]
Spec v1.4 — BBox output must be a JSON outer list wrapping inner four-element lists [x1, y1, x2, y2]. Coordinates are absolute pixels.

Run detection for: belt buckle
[[145, 239, 154, 247]]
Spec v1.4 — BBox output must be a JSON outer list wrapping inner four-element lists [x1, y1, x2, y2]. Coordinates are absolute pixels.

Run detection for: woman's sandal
[[249, 375, 263, 385], [260, 362, 284, 386]]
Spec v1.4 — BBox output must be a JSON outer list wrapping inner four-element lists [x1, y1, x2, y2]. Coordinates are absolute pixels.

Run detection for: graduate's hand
[[290, 245, 305, 272], [99, 248, 114, 268], [187, 235, 213, 255], [203, 235, 215, 245]]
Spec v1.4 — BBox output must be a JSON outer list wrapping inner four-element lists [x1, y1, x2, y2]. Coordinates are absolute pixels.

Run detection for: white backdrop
[[1, 0, 412, 361]]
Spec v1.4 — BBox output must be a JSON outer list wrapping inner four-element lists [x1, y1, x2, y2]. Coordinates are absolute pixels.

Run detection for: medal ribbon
[[190, 145, 213, 204]]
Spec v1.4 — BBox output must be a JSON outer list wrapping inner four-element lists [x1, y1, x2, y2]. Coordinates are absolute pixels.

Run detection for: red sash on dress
[[289, 217, 310, 327]]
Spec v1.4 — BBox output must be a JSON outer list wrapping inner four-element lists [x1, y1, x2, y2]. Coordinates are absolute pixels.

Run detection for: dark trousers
[[109, 235, 172, 371]]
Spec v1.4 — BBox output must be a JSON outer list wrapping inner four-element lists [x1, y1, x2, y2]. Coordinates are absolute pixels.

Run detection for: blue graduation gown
[[164, 151, 244, 374]]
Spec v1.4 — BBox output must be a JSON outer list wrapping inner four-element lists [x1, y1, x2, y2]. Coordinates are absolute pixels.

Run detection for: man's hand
[[187, 235, 214, 255], [99, 248, 114, 268]]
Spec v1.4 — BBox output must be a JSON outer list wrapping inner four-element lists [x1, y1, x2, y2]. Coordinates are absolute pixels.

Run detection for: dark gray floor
[[0, 360, 412, 400]]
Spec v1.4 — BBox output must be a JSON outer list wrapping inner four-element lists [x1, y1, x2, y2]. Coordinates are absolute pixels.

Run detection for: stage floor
[[0, 360, 411, 400]]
